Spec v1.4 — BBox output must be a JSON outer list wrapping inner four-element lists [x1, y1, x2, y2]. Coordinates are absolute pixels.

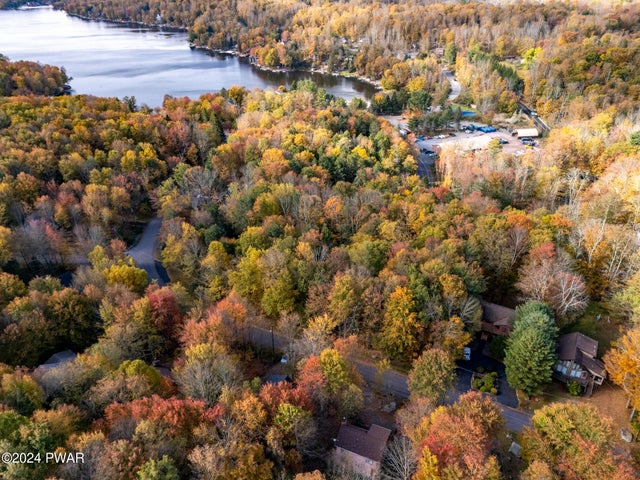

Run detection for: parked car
[[463, 347, 471, 361], [498, 138, 508, 145]]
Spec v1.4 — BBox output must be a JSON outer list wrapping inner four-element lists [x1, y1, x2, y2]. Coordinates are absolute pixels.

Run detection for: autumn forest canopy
[[0, 0, 640, 479]]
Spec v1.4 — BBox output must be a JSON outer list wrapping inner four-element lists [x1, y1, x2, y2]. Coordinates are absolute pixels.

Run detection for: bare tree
[[381, 436, 417, 480], [548, 271, 588, 319]]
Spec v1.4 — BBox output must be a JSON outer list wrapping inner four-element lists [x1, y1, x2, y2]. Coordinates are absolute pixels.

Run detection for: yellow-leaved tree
[[604, 327, 640, 415]]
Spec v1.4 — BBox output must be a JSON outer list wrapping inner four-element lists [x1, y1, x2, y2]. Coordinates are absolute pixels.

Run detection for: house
[[264, 374, 292, 385], [554, 332, 606, 392], [334, 423, 391, 479], [38, 350, 77, 370], [480, 301, 516, 339]]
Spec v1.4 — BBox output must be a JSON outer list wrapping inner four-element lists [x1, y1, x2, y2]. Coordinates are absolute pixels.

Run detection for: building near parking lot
[[514, 128, 539, 138]]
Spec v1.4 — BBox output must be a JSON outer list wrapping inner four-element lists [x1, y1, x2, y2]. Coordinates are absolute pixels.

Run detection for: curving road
[[125, 217, 170, 286], [443, 68, 461, 102], [247, 326, 532, 432]]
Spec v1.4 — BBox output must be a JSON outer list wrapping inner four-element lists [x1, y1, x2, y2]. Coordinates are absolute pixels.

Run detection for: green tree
[[136, 455, 179, 480], [504, 303, 557, 396], [407, 348, 456, 404], [444, 43, 457, 65]]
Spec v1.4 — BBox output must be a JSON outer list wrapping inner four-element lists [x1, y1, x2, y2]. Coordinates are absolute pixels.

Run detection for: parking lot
[[415, 125, 532, 156]]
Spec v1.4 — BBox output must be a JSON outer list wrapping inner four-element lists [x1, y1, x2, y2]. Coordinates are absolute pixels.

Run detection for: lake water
[[0, 7, 377, 107]]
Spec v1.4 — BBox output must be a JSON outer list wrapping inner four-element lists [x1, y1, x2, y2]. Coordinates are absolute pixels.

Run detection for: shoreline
[[63, 8, 382, 94], [190, 43, 383, 93], [64, 11, 187, 33]]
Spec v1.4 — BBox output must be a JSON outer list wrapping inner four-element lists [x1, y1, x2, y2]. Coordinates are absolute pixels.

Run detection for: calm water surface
[[0, 7, 376, 107]]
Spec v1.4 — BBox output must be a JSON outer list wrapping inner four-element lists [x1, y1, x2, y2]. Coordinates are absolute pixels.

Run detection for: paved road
[[247, 326, 532, 432], [517, 101, 550, 133], [125, 217, 169, 286], [416, 153, 435, 185], [443, 68, 461, 102]]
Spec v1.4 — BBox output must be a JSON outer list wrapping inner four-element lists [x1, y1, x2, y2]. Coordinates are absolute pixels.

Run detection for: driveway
[[456, 340, 518, 408], [125, 217, 170, 286], [443, 68, 461, 102], [247, 326, 532, 431]]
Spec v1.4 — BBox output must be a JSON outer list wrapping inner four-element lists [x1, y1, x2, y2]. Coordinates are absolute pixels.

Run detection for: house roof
[[265, 374, 292, 384], [481, 301, 516, 328], [558, 332, 598, 361], [37, 350, 77, 372], [43, 350, 77, 365], [335, 424, 391, 463], [581, 356, 606, 377], [515, 128, 539, 138]]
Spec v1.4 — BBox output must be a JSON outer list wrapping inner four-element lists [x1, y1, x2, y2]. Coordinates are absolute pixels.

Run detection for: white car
[[463, 347, 471, 361]]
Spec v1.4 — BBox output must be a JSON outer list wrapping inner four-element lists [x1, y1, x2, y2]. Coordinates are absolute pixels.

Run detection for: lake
[[0, 7, 377, 107]]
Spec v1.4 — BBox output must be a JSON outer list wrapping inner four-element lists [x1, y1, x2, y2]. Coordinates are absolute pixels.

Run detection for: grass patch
[[568, 301, 624, 355]]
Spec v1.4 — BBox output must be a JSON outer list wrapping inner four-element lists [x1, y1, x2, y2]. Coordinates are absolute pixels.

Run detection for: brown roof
[[558, 332, 598, 361], [481, 301, 516, 327], [335, 424, 391, 462], [581, 356, 606, 377]]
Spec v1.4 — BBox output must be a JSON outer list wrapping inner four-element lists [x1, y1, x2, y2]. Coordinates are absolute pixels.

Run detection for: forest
[[0, 0, 640, 479], [52, 0, 640, 119]]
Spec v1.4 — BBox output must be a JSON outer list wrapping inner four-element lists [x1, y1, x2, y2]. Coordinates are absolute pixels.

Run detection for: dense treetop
[[0, 5, 639, 477], [0, 54, 69, 97], [53, 0, 640, 120]]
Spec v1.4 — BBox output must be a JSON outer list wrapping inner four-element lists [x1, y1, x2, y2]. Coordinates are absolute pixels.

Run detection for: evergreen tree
[[504, 302, 557, 396]]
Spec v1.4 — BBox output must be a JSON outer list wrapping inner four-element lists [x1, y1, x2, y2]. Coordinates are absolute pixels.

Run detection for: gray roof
[[335, 424, 391, 462], [558, 332, 598, 361], [265, 374, 292, 384], [43, 350, 77, 365]]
